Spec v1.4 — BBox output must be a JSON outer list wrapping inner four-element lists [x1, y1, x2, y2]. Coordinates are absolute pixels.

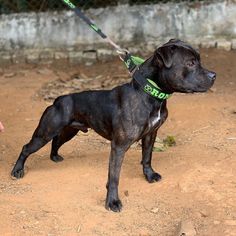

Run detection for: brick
[[12, 51, 26, 64], [200, 40, 216, 49], [54, 51, 69, 60], [82, 50, 97, 62], [39, 50, 54, 64], [25, 50, 40, 64], [231, 39, 236, 50], [217, 39, 232, 51], [189, 39, 200, 50], [0, 52, 12, 65], [69, 51, 83, 64], [97, 49, 114, 61]]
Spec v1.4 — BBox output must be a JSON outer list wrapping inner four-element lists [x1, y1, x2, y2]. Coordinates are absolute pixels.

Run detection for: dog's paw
[[145, 172, 162, 183], [11, 168, 25, 179], [50, 155, 64, 163], [105, 199, 123, 212]]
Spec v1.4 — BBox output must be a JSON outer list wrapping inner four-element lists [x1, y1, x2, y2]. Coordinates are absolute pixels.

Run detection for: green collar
[[132, 70, 172, 100], [123, 54, 171, 100], [144, 79, 171, 100]]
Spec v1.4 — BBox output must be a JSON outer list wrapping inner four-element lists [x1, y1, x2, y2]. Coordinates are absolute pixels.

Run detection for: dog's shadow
[[22, 150, 146, 181]]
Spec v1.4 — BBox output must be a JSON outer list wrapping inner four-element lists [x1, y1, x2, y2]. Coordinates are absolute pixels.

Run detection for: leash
[[61, 0, 144, 73], [61, 0, 171, 100]]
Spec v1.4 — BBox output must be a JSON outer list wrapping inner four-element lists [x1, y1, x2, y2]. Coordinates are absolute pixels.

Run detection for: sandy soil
[[0, 49, 235, 236]]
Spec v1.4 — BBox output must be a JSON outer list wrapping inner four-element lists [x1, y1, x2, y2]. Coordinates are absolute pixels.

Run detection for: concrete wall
[[0, 0, 235, 64]]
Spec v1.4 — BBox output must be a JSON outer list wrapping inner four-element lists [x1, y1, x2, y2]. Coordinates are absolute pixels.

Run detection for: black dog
[[11, 39, 216, 212]]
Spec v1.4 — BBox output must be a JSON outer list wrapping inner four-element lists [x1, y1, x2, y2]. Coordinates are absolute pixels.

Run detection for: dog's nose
[[207, 71, 216, 81]]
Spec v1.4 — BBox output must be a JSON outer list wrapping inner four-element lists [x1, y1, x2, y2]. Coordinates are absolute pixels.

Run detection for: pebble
[[37, 68, 52, 75], [124, 190, 129, 197], [199, 210, 208, 218], [150, 207, 159, 214], [214, 220, 220, 225], [77, 224, 81, 233], [209, 88, 217, 93], [175, 220, 196, 236], [4, 72, 16, 78]]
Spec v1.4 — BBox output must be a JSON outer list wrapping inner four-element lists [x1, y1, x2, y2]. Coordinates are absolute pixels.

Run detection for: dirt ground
[[0, 49, 235, 236]]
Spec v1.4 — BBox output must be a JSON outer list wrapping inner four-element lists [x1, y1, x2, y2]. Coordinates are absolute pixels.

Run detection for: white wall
[[0, 1, 235, 51]]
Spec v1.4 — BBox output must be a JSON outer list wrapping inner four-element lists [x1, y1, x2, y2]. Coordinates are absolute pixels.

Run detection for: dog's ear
[[154, 45, 176, 68], [167, 38, 181, 44]]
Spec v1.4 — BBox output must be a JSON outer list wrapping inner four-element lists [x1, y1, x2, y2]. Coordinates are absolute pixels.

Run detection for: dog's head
[[150, 39, 216, 93]]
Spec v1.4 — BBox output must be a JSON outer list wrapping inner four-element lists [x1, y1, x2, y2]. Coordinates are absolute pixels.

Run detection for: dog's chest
[[150, 112, 161, 127], [148, 108, 163, 129], [148, 107, 167, 130]]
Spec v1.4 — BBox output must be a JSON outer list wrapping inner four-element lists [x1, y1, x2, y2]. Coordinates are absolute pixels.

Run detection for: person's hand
[[0, 121, 4, 132]]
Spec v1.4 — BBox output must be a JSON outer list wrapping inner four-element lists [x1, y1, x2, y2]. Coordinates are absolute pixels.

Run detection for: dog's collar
[[132, 70, 172, 100]]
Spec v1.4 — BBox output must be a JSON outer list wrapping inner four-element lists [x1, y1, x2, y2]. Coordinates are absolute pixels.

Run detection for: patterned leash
[[61, 0, 145, 73]]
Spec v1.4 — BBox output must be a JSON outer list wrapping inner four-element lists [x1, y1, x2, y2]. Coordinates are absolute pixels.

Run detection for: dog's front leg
[[105, 142, 129, 212], [141, 130, 162, 183]]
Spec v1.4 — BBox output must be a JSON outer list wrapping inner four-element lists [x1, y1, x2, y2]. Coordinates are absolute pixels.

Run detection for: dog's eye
[[186, 60, 196, 67]]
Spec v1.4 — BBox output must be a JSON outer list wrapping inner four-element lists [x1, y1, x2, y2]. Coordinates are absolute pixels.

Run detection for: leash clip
[[116, 48, 130, 61]]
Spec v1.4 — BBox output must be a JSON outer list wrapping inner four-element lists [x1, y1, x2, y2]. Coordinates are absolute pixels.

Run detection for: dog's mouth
[[187, 88, 210, 93], [181, 80, 215, 93], [179, 86, 212, 93], [191, 88, 208, 93]]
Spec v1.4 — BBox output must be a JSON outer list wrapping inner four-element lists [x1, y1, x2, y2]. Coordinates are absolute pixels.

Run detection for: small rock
[[37, 68, 52, 75], [199, 210, 208, 218], [4, 72, 16, 78], [209, 88, 217, 93], [175, 220, 196, 236], [214, 220, 220, 225], [150, 207, 159, 214], [124, 190, 129, 197], [77, 224, 81, 233]]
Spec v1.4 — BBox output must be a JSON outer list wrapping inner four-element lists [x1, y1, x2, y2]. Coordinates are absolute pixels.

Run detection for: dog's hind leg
[[50, 126, 79, 162], [11, 136, 50, 179], [11, 102, 73, 179]]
